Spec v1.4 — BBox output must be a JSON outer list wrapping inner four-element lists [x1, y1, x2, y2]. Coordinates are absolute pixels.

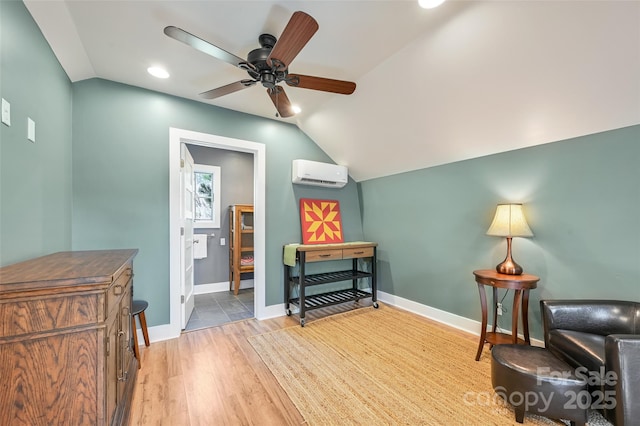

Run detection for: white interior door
[[180, 143, 195, 329]]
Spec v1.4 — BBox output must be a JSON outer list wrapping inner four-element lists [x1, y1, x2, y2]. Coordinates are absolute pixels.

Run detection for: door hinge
[[180, 159, 184, 168], [180, 227, 184, 236], [181, 295, 185, 304]]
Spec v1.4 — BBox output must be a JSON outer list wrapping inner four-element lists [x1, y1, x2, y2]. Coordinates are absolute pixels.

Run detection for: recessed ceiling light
[[292, 105, 302, 115], [418, 0, 446, 9], [147, 66, 169, 79]]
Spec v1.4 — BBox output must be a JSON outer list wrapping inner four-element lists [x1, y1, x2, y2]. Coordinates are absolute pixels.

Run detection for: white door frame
[[169, 127, 266, 337]]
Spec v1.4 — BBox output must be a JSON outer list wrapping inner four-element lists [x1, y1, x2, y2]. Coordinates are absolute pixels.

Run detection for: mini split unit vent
[[292, 159, 348, 188]]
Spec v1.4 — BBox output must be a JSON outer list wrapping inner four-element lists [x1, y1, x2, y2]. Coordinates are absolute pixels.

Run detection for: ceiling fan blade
[[199, 80, 256, 100], [286, 74, 356, 95], [267, 86, 295, 118], [267, 11, 318, 70], [164, 26, 246, 68]]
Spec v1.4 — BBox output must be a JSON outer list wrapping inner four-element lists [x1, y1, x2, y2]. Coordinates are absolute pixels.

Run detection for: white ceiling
[[25, 0, 640, 181]]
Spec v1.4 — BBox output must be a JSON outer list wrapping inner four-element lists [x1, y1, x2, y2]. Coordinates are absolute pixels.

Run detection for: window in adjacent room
[[194, 164, 221, 228]]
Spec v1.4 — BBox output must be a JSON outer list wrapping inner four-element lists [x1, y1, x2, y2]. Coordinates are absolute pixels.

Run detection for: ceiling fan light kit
[[164, 11, 356, 118]]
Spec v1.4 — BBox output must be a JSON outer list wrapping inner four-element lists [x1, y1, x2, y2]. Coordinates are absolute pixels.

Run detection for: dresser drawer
[[0, 293, 100, 337], [342, 247, 374, 259], [305, 249, 343, 262], [106, 267, 132, 317]]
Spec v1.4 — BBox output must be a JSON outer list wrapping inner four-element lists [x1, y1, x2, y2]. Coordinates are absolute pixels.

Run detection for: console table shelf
[[289, 269, 373, 286], [284, 242, 378, 326], [289, 288, 373, 312]]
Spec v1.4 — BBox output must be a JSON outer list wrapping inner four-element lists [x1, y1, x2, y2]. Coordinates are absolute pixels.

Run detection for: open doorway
[[169, 128, 266, 337], [185, 144, 255, 331]]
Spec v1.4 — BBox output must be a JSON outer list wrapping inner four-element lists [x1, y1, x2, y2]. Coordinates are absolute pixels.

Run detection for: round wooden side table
[[473, 269, 539, 361]]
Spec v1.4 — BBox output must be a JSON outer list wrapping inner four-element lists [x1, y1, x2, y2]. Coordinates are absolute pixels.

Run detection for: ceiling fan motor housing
[[247, 34, 287, 89]]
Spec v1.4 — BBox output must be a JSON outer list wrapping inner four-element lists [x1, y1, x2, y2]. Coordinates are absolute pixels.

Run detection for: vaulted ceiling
[[25, 0, 640, 181]]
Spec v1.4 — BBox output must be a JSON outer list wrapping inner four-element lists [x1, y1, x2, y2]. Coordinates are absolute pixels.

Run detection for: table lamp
[[486, 203, 533, 275]]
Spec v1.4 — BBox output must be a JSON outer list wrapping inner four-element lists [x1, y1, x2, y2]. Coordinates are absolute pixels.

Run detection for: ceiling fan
[[164, 11, 356, 118]]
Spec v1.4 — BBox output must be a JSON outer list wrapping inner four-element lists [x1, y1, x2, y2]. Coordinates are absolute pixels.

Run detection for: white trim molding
[[141, 286, 544, 347], [377, 290, 544, 347], [168, 127, 267, 340], [194, 280, 254, 295]]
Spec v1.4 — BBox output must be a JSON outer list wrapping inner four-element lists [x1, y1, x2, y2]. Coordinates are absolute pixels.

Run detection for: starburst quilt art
[[299, 198, 344, 245]]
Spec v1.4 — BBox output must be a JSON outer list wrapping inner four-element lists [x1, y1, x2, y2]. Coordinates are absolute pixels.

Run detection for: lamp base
[[495, 259, 523, 275], [496, 237, 524, 275]]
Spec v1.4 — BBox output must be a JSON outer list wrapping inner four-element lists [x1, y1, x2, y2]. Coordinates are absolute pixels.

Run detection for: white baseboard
[[194, 280, 254, 295], [257, 302, 287, 320], [136, 323, 178, 345], [141, 290, 543, 347], [137, 280, 257, 345], [377, 290, 481, 335], [377, 290, 544, 347]]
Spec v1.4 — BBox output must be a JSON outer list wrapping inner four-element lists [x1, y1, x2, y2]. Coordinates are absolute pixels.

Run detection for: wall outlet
[[220, 238, 225, 246]]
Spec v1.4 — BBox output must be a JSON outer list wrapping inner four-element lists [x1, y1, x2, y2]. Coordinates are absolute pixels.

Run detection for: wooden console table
[[284, 242, 378, 326], [473, 269, 539, 361]]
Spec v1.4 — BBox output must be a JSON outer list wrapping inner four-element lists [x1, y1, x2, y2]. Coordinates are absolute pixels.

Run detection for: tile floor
[[184, 288, 254, 332]]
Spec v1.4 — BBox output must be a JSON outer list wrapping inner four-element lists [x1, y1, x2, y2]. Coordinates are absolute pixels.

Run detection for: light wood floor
[[130, 302, 478, 425]]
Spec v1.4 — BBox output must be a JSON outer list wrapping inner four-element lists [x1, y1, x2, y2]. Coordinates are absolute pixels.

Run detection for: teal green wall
[[3, 0, 638, 337], [71, 79, 364, 326], [0, 0, 72, 266], [359, 125, 640, 339]]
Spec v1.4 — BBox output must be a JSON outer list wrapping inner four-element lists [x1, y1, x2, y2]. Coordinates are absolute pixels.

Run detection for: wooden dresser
[[0, 249, 139, 426]]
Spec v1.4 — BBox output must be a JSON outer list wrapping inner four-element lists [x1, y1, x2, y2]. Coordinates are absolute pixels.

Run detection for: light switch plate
[[27, 117, 35, 142], [1, 98, 10, 126]]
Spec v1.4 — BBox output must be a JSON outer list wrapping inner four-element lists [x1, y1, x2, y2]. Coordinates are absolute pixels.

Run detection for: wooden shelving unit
[[229, 204, 254, 295]]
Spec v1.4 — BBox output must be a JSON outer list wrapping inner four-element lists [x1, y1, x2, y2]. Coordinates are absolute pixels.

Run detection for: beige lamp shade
[[486, 204, 533, 238]]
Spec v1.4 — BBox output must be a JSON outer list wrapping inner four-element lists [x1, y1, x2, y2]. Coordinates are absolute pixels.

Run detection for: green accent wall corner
[[0, 0, 72, 266], [359, 125, 640, 340]]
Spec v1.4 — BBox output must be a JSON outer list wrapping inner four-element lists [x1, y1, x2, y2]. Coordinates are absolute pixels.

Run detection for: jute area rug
[[249, 305, 610, 426]]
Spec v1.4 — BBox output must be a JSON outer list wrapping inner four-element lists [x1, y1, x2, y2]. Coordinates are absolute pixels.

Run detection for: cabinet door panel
[[0, 331, 99, 425], [105, 314, 118, 424], [117, 282, 133, 400]]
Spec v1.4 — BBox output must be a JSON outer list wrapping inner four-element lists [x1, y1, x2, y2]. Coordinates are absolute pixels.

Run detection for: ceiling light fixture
[[418, 0, 447, 9], [147, 66, 169, 79]]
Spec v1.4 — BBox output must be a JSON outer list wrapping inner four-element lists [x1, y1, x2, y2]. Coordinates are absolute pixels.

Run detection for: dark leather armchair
[[541, 300, 640, 426]]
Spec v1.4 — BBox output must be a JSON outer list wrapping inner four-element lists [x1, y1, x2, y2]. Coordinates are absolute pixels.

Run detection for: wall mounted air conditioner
[[292, 159, 348, 188]]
